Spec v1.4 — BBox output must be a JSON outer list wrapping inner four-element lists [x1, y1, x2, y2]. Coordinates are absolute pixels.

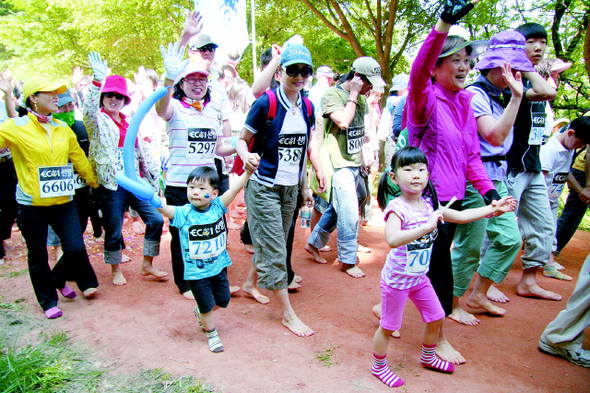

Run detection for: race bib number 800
[[38, 164, 75, 198], [188, 216, 227, 260], [346, 125, 364, 154]]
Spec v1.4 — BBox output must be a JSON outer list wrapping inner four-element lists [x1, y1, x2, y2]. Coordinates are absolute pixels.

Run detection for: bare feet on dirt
[[244, 244, 255, 254], [121, 253, 132, 263], [294, 275, 302, 283], [319, 245, 332, 252], [226, 221, 241, 230], [282, 315, 314, 337], [448, 306, 481, 326], [230, 285, 241, 295], [112, 265, 127, 286], [242, 283, 270, 304], [340, 263, 365, 278], [83, 288, 97, 298], [436, 337, 465, 365], [288, 279, 301, 291], [305, 243, 327, 264], [516, 283, 561, 301], [182, 290, 195, 300], [487, 285, 510, 303], [466, 292, 506, 316], [139, 263, 169, 279], [357, 244, 371, 253]]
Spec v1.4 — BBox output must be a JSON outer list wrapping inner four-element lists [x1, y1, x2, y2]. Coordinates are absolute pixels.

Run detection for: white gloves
[[88, 52, 108, 82], [160, 43, 189, 81]]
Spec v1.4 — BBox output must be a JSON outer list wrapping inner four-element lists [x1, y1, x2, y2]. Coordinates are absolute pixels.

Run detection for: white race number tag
[[346, 125, 364, 154], [278, 134, 306, 166], [529, 112, 546, 146], [188, 216, 227, 260], [38, 164, 75, 198], [73, 172, 87, 190], [186, 128, 217, 160], [405, 246, 432, 275]]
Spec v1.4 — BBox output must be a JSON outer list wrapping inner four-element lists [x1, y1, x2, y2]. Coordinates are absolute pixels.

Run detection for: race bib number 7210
[[188, 216, 227, 261]]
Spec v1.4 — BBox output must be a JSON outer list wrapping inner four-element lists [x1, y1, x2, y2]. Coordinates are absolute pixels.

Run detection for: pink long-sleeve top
[[403, 27, 494, 202]]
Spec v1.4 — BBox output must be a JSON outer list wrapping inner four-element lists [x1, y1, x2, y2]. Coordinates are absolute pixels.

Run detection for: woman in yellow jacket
[[0, 77, 99, 319]]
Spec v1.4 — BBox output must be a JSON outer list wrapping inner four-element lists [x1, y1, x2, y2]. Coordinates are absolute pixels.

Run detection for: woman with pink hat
[[155, 43, 236, 300], [84, 52, 166, 286], [0, 77, 99, 318]]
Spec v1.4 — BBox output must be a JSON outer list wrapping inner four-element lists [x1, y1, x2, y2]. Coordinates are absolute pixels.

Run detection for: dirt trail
[[1, 205, 589, 393]]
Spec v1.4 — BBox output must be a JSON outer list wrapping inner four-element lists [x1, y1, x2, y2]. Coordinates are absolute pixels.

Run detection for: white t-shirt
[[540, 135, 573, 202]]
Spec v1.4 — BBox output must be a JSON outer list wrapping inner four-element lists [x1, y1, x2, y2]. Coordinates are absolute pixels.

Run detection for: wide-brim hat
[[173, 62, 210, 86], [474, 30, 535, 72], [102, 75, 130, 105], [439, 39, 489, 60], [22, 76, 67, 99], [351, 57, 386, 88], [551, 59, 573, 74], [280, 44, 313, 68]]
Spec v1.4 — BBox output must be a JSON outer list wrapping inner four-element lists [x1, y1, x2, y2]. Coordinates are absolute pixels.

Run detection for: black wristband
[[483, 189, 501, 206]]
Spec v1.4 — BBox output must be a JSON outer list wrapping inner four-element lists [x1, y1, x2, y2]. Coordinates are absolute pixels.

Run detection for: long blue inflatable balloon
[[114, 86, 169, 208]]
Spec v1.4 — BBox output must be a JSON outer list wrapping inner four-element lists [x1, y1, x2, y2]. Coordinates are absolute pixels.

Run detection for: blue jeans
[[555, 168, 588, 256], [307, 167, 360, 266], [98, 186, 163, 265], [18, 202, 98, 311]]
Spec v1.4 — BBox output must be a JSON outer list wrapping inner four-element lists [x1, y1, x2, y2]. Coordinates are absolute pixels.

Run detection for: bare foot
[[83, 288, 97, 298], [112, 270, 127, 286], [282, 315, 315, 337], [139, 263, 169, 279], [319, 245, 332, 252], [340, 263, 365, 278], [0, 258, 4, 265], [242, 283, 270, 304], [392, 330, 401, 338], [294, 275, 302, 283], [54, 246, 64, 261], [121, 253, 132, 263], [226, 221, 241, 230], [487, 285, 510, 303], [357, 244, 371, 253], [230, 285, 241, 295], [448, 306, 481, 326], [304, 243, 327, 264], [288, 279, 301, 291], [132, 221, 145, 234], [94, 234, 104, 244], [436, 337, 465, 365], [516, 283, 562, 301], [372, 303, 382, 319], [466, 294, 506, 316], [182, 290, 195, 300], [244, 244, 255, 254]]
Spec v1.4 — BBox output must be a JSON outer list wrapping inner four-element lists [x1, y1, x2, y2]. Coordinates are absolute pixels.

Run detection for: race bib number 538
[[278, 134, 306, 166], [38, 164, 75, 198]]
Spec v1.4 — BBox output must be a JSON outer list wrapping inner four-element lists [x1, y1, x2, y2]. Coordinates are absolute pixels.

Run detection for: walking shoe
[[539, 338, 590, 367]]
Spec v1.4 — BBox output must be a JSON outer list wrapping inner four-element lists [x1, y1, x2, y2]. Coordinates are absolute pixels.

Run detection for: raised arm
[[252, 44, 281, 99], [327, 76, 363, 130], [155, 43, 189, 121], [176, 11, 203, 49], [523, 70, 557, 102]]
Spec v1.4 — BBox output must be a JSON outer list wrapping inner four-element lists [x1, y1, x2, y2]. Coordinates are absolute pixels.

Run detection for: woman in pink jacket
[[402, 0, 500, 365]]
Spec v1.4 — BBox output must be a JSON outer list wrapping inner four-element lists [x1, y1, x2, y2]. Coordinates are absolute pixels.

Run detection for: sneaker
[[539, 338, 590, 367]]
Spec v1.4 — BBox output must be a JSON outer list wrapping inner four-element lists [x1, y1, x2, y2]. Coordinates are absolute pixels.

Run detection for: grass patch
[[110, 368, 217, 392], [314, 345, 341, 367], [0, 330, 102, 392], [0, 268, 28, 278]]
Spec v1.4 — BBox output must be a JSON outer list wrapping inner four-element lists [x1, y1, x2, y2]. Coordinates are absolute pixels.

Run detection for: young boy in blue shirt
[[158, 162, 257, 352]]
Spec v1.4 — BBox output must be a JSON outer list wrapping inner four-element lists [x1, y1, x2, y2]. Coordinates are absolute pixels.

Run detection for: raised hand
[[501, 63, 523, 99], [183, 11, 203, 38], [72, 66, 84, 85], [88, 52, 108, 82], [160, 42, 190, 81], [440, 0, 478, 24]]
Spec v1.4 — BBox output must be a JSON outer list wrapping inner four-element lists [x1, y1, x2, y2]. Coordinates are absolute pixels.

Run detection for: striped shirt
[[166, 99, 221, 187], [382, 196, 437, 290]]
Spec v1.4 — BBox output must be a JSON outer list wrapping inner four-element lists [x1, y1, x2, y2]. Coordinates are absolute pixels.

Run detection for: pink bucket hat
[[475, 30, 535, 72], [102, 75, 130, 105]]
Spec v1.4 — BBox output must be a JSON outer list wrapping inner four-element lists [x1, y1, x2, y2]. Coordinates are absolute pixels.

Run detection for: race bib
[[188, 216, 227, 261], [404, 229, 436, 275], [529, 112, 546, 146], [73, 172, 87, 190], [346, 125, 364, 154], [278, 134, 306, 166], [186, 128, 217, 160], [38, 164, 75, 198], [115, 148, 124, 173], [549, 172, 568, 200]]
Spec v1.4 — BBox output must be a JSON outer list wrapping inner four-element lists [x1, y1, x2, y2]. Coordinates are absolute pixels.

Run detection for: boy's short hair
[[187, 166, 220, 191], [570, 116, 590, 144], [515, 23, 548, 40]]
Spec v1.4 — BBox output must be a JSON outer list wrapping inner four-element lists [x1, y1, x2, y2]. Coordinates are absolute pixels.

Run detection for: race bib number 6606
[[38, 164, 75, 198]]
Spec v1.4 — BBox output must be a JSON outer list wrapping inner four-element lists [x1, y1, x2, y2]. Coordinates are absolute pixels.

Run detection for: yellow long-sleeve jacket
[[0, 113, 98, 206]]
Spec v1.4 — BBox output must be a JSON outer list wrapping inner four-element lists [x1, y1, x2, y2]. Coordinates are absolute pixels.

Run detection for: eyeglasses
[[284, 64, 313, 78], [104, 92, 126, 100], [192, 45, 216, 53], [183, 76, 208, 85]]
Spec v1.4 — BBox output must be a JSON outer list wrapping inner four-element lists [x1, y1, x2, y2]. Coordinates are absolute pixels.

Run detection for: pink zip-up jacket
[[403, 27, 494, 202]]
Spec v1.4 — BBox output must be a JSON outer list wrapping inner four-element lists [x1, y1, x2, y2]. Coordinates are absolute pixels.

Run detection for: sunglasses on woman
[[284, 64, 313, 78], [194, 45, 217, 53], [104, 92, 126, 100]]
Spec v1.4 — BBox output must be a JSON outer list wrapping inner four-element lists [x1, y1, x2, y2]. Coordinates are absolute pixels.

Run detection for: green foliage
[[314, 344, 340, 367]]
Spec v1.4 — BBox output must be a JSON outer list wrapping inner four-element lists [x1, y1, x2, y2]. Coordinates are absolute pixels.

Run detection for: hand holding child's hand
[[244, 153, 260, 173], [426, 210, 444, 231], [492, 196, 517, 216]]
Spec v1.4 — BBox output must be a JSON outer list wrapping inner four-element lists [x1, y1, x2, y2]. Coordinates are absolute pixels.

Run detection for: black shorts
[[187, 268, 231, 314]]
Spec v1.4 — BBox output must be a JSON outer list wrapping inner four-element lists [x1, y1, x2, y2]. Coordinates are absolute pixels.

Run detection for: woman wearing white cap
[[0, 77, 99, 319], [157, 44, 236, 299]]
